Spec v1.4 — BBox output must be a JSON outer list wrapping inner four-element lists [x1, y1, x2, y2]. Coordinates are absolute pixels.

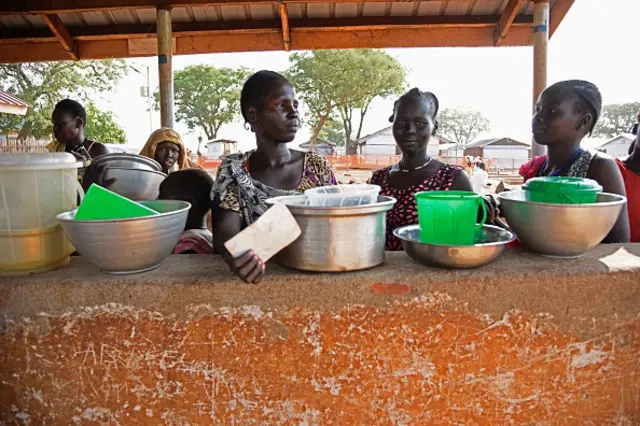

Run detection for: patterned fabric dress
[[371, 164, 463, 251], [211, 150, 337, 228], [519, 149, 597, 182]]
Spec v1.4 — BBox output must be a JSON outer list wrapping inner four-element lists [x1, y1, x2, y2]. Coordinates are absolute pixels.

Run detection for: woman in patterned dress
[[371, 88, 474, 251], [211, 71, 337, 283], [519, 80, 629, 243]]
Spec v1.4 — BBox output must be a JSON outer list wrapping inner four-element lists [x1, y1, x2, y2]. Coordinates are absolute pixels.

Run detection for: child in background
[[158, 169, 214, 254]]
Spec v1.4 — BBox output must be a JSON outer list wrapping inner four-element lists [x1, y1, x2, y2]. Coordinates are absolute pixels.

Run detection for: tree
[[592, 103, 640, 138], [84, 103, 126, 144], [319, 117, 346, 147], [0, 60, 127, 139], [438, 108, 491, 145], [288, 49, 406, 154], [154, 65, 251, 140]]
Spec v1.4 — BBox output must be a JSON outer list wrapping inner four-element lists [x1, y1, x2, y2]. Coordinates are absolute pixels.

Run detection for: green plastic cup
[[74, 184, 159, 220], [415, 191, 487, 246], [523, 177, 602, 204]]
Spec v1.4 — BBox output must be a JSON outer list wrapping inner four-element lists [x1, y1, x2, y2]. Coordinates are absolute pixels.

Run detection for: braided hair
[[546, 80, 602, 136], [389, 88, 440, 133], [240, 70, 292, 124]]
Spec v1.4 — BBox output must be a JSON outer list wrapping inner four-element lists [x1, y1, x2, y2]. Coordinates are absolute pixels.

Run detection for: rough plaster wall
[[1, 248, 640, 424]]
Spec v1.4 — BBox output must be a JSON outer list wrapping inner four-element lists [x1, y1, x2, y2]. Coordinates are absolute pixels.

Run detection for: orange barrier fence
[[196, 154, 529, 175]]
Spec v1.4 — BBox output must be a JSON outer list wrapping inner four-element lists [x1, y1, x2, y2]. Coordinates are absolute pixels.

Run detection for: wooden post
[[532, 0, 549, 158], [156, 6, 174, 129]]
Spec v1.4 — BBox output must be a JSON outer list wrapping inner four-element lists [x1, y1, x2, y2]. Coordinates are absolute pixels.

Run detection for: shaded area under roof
[[0, 0, 576, 63]]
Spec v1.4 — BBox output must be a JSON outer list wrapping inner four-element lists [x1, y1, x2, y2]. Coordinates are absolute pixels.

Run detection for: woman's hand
[[82, 162, 116, 192], [225, 250, 265, 284]]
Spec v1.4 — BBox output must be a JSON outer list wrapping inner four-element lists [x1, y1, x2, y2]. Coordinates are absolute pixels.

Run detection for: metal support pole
[[532, 0, 549, 158], [156, 7, 174, 129], [146, 65, 153, 134]]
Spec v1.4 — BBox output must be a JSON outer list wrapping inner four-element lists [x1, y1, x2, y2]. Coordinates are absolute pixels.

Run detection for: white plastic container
[[305, 184, 381, 207], [0, 153, 83, 275]]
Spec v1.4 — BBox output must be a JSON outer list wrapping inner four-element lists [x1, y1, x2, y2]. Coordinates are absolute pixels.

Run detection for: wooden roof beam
[[278, 2, 291, 51], [494, 0, 526, 46], [40, 13, 79, 60], [549, 0, 575, 38]]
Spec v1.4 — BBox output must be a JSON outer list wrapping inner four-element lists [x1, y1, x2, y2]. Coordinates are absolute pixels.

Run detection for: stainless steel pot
[[90, 153, 162, 172], [266, 195, 396, 272]]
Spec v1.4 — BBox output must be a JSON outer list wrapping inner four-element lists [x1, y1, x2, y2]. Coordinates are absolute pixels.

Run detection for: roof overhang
[[0, 0, 576, 63]]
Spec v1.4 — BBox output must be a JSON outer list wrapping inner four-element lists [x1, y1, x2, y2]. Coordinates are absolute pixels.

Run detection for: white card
[[224, 202, 301, 262]]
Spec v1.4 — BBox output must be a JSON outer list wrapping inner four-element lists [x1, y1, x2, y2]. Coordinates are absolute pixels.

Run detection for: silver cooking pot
[[266, 195, 396, 272]]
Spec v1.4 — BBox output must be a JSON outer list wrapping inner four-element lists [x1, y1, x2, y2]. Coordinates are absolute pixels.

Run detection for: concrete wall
[[1, 247, 640, 424]]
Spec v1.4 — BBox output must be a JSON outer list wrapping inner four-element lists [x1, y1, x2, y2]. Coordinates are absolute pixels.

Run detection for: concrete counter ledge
[[1, 246, 640, 424]]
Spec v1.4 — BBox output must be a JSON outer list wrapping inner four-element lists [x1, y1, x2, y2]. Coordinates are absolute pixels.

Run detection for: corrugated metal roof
[[0, 1, 541, 28], [0, 90, 28, 108]]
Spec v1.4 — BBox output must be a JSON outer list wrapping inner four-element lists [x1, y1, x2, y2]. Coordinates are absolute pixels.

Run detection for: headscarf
[[139, 128, 189, 172]]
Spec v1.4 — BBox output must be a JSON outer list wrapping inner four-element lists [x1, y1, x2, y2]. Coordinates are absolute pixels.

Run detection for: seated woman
[[48, 99, 109, 162], [139, 127, 191, 174], [370, 88, 473, 251], [519, 80, 629, 243], [158, 169, 214, 254], [616, 131, 640, 242], [211, 70, 336, 283]]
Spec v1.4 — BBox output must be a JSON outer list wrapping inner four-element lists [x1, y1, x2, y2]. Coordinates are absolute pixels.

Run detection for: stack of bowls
[[90, 153, 166, 201]]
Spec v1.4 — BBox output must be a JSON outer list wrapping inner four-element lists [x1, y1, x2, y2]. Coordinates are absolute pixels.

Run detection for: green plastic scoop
[[75, 184, 159, 220]]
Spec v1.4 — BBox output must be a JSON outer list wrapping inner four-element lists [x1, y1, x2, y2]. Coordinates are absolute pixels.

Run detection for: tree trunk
[[355, 101, 371, 141], [310, 114, 327, 150], [341, 107, 357, 155]]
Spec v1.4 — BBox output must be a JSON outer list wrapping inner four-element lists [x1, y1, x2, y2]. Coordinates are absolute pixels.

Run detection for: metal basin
[[499, 191, 626, 258], [266, 195, 396, 272], [57, 200, 190, 274], [394, 224, 515, 269], [90, 153, 162, 172], [106, 167, 167, 201]]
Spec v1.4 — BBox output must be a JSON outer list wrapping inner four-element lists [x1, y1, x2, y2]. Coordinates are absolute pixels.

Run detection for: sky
[[94, 0, 639, 153]]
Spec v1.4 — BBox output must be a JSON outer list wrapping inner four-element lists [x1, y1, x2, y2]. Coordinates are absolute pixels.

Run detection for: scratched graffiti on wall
[[1, 293, 639, 425]]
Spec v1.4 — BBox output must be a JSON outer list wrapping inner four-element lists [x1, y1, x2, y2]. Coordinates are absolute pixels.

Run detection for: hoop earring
[[243, 122, 250, 131]]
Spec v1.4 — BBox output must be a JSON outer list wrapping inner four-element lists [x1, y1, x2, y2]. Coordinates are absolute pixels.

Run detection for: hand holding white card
[[224, 202, 301, 262]]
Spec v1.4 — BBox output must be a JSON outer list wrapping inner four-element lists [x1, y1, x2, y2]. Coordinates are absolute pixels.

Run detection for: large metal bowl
[[499, 191, 626, 258], [394, 224, 515, 269], [106, 167, 167, 201], [266, 195, 396, 272], [90, 153, 162, 172], [57, 200, 190, 274]]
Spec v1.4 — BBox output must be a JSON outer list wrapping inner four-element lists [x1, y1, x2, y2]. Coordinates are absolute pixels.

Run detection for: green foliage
[[84, 103, 126, 144], [319, 117, 346, 147], [0, 60, 127, 139], [154, 65, 251, 140], [288, 49, 406, 154], [438, 108, 491, 145], [592, 103, 640, 138]]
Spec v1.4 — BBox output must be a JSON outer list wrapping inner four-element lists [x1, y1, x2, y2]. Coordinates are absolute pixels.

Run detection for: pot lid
[[523, 177, 602, 193], [0, 153, 82, 170]]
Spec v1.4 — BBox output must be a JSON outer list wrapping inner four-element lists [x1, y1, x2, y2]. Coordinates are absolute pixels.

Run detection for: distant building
[[463, 137, 531, 169], [0, 90, 28, 116], [298, 137, 336, 156], [583, 134, 634, 158], [356, 126, 461, 157], [206, 139, 238, 158]]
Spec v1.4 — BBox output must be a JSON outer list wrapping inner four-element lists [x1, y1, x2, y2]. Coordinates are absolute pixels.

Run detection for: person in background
[[158, 169, 214, 254], [211, 70, 337, 283], [48, 99, 109, 162], [370, 88, 474, 251], [518, 79, 629, 243], [139, 128, 190, 174], [616, 129, 640, 242], [471, 162, 489, 193]]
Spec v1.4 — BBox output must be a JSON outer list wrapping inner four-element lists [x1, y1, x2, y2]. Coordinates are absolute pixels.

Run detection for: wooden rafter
[[549, 0, 575, 38], [494, 0, 526, 46], [40, 13, 79, 60], [278, 2, 291, 51]]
